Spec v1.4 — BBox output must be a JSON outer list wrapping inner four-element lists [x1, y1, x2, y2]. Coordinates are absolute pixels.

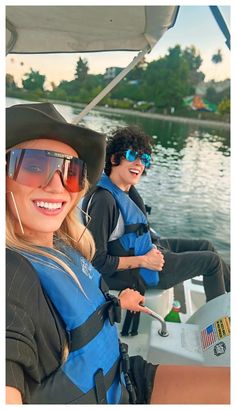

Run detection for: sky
[[5, 4, 231, 90]]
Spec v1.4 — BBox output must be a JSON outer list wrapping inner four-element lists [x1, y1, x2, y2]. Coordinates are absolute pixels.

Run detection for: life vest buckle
[[106, 294, 121, 325], [136, 223, 149, 236]]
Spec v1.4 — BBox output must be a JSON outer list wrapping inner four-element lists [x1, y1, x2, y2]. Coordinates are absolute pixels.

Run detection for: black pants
[[155, 238, 230, 302]]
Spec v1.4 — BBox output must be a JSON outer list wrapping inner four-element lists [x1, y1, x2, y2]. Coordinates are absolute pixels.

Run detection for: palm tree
[[211, 49, 223, 64]]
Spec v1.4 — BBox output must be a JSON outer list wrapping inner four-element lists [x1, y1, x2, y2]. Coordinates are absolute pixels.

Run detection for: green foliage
[[218, 98, 230, 115], [211, 49, 223, 64], [144, 45, 191, 109], [75, 57, 89, 82], [49, 87, 68, 101], [205, 85, 230, 105], [126, 57, 147, 81], [6, 74, 17, 89], [6, 45, 229, 122], [22, 69, 45, 91]]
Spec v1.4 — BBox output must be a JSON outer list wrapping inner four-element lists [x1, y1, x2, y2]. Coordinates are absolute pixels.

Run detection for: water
[[6, 97, 230, 263]]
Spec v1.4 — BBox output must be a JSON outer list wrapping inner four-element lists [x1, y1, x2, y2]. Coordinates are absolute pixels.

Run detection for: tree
[[142, 45, 205, 111], [218, 98, 230, 115], [22, 69, 45, 91], [205, 84, 230, 105], [144, 46, 188, 110], [75, 57, 89, 82], [50, 81, 56, 91], [6, 73, 16, 89], [183, 46, 205, 89], [126, 57, 147, 81], [211, 49, 223, 64]]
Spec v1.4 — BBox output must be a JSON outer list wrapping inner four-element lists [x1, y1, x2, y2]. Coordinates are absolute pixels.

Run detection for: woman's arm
[[117, 247, 165, 271], [6, 386, 23, 404]]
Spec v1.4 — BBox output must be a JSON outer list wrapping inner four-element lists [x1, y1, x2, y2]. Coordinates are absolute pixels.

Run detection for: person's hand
[[142, 248, 165, 271], [118, 288, 149, 313]]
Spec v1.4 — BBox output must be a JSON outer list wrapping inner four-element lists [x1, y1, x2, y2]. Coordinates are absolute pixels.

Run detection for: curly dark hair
[[104, 125, 153, 176]]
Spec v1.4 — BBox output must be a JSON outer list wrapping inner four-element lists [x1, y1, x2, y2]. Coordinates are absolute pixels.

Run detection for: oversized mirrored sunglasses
[[124, 149, 151, 168], [6, 148, 87, 193]]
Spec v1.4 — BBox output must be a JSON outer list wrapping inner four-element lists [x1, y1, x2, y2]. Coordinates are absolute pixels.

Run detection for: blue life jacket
[[97, 174, 159, 287], [19, 245, 130, 404]]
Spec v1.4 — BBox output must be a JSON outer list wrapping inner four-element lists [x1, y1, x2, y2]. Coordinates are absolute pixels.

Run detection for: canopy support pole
[[209, 6, 230, 50], [72, 45, 150, 124], [6, 19, 18, 55]]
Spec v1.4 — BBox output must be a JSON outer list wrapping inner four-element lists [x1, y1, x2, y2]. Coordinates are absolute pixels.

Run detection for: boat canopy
[[6, 6, 179, 55], [6, 6, 180, 122], [6, 6, 229, 123]]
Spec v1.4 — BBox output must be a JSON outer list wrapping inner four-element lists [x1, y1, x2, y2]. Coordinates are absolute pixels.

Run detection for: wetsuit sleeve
[[85, 189, 120, 275]]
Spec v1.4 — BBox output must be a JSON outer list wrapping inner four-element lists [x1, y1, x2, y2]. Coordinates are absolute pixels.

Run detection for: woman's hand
[[118, 288, 149, 313], [141, 248, 165, 271]]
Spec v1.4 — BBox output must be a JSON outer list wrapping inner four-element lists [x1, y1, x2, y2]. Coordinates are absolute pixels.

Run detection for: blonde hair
[[6, 143, 98, 363], [6, 175, 96, 278], [6, 180, 96, 362]]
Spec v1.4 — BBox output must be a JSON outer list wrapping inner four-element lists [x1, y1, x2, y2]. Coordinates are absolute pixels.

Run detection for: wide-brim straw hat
[[6, 102, 106, 187]]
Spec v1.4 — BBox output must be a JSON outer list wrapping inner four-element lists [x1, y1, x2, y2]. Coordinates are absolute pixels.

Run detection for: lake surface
[[7, 97, 230, 263]]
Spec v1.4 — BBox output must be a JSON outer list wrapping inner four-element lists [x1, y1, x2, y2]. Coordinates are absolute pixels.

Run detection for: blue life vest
[[19, 245, 129, 404], [97, 174, 159, 287]]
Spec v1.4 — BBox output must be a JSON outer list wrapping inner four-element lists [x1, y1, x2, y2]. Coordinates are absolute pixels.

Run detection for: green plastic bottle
[[164, 300, 181, 323]]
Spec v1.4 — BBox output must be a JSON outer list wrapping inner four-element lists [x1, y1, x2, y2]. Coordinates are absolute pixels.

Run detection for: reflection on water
[[6, 98, 230, 263]]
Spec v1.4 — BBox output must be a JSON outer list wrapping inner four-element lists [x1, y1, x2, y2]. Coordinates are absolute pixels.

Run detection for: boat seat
[[111, 287, 174, 334]]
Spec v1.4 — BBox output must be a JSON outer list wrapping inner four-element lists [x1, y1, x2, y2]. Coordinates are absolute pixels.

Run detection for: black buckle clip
[[136, 224, 149, 237], [106, 294, 121, 325]]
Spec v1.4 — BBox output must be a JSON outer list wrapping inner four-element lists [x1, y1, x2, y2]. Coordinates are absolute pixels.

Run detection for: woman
[[6, 103, 230, 404]]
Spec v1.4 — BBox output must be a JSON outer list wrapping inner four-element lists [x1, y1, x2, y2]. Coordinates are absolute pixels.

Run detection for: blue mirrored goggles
[[124, 149, 151, 168]]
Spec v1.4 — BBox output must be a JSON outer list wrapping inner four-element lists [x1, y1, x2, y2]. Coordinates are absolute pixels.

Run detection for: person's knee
[[202, 252, 221, 277], [201, 239, 215, 251]]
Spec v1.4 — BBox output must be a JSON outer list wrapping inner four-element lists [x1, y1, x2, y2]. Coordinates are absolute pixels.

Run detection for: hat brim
[[6, 105, 106, 187]]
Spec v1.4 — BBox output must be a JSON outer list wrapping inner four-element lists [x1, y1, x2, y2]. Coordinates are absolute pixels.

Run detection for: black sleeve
[[6, 249, 66, 402], [129, 186, 147, 215], [84, 189, 120, 275], [6, 250, 41, 397]]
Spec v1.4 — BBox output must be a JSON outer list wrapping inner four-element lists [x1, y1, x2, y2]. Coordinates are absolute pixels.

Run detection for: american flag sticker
[[201, 317, 230, 351], [201, 323, 217, 350]]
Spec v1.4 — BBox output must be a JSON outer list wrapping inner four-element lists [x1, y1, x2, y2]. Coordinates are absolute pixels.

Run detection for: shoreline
[[52, 100, 230, 130], [93, 106, 230, 130], [8, 96, 230, 130]]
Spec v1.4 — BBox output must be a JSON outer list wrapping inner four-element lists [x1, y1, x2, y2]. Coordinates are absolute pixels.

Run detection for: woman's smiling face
[[110, 150, 145, 192], [6, 139, 79, 246]]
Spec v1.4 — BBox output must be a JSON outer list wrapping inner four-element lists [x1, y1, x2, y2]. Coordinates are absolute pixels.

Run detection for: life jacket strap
[[125, 223, 149, 236], [69, 298, 121, 352], [119, 342, 137, 404], [72, 358, 122, 404], [30, 358, 122, 404], [94, 369, 107, 404]]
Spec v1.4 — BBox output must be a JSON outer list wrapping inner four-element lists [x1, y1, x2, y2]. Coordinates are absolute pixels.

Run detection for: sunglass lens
[[126, 149, 137, 162], [65, 158, 87, 192], [7, 149, 49, 188], [141, 153, 151, 168]]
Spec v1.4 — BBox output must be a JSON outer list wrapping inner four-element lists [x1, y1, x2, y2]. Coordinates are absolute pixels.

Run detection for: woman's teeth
[[129, 169, 139, 174], [35, 201, 62, 210]]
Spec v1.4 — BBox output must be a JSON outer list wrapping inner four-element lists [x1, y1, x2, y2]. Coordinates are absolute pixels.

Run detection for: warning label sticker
[[201, 316, 230, 351], [215, 317, 230, 339]]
